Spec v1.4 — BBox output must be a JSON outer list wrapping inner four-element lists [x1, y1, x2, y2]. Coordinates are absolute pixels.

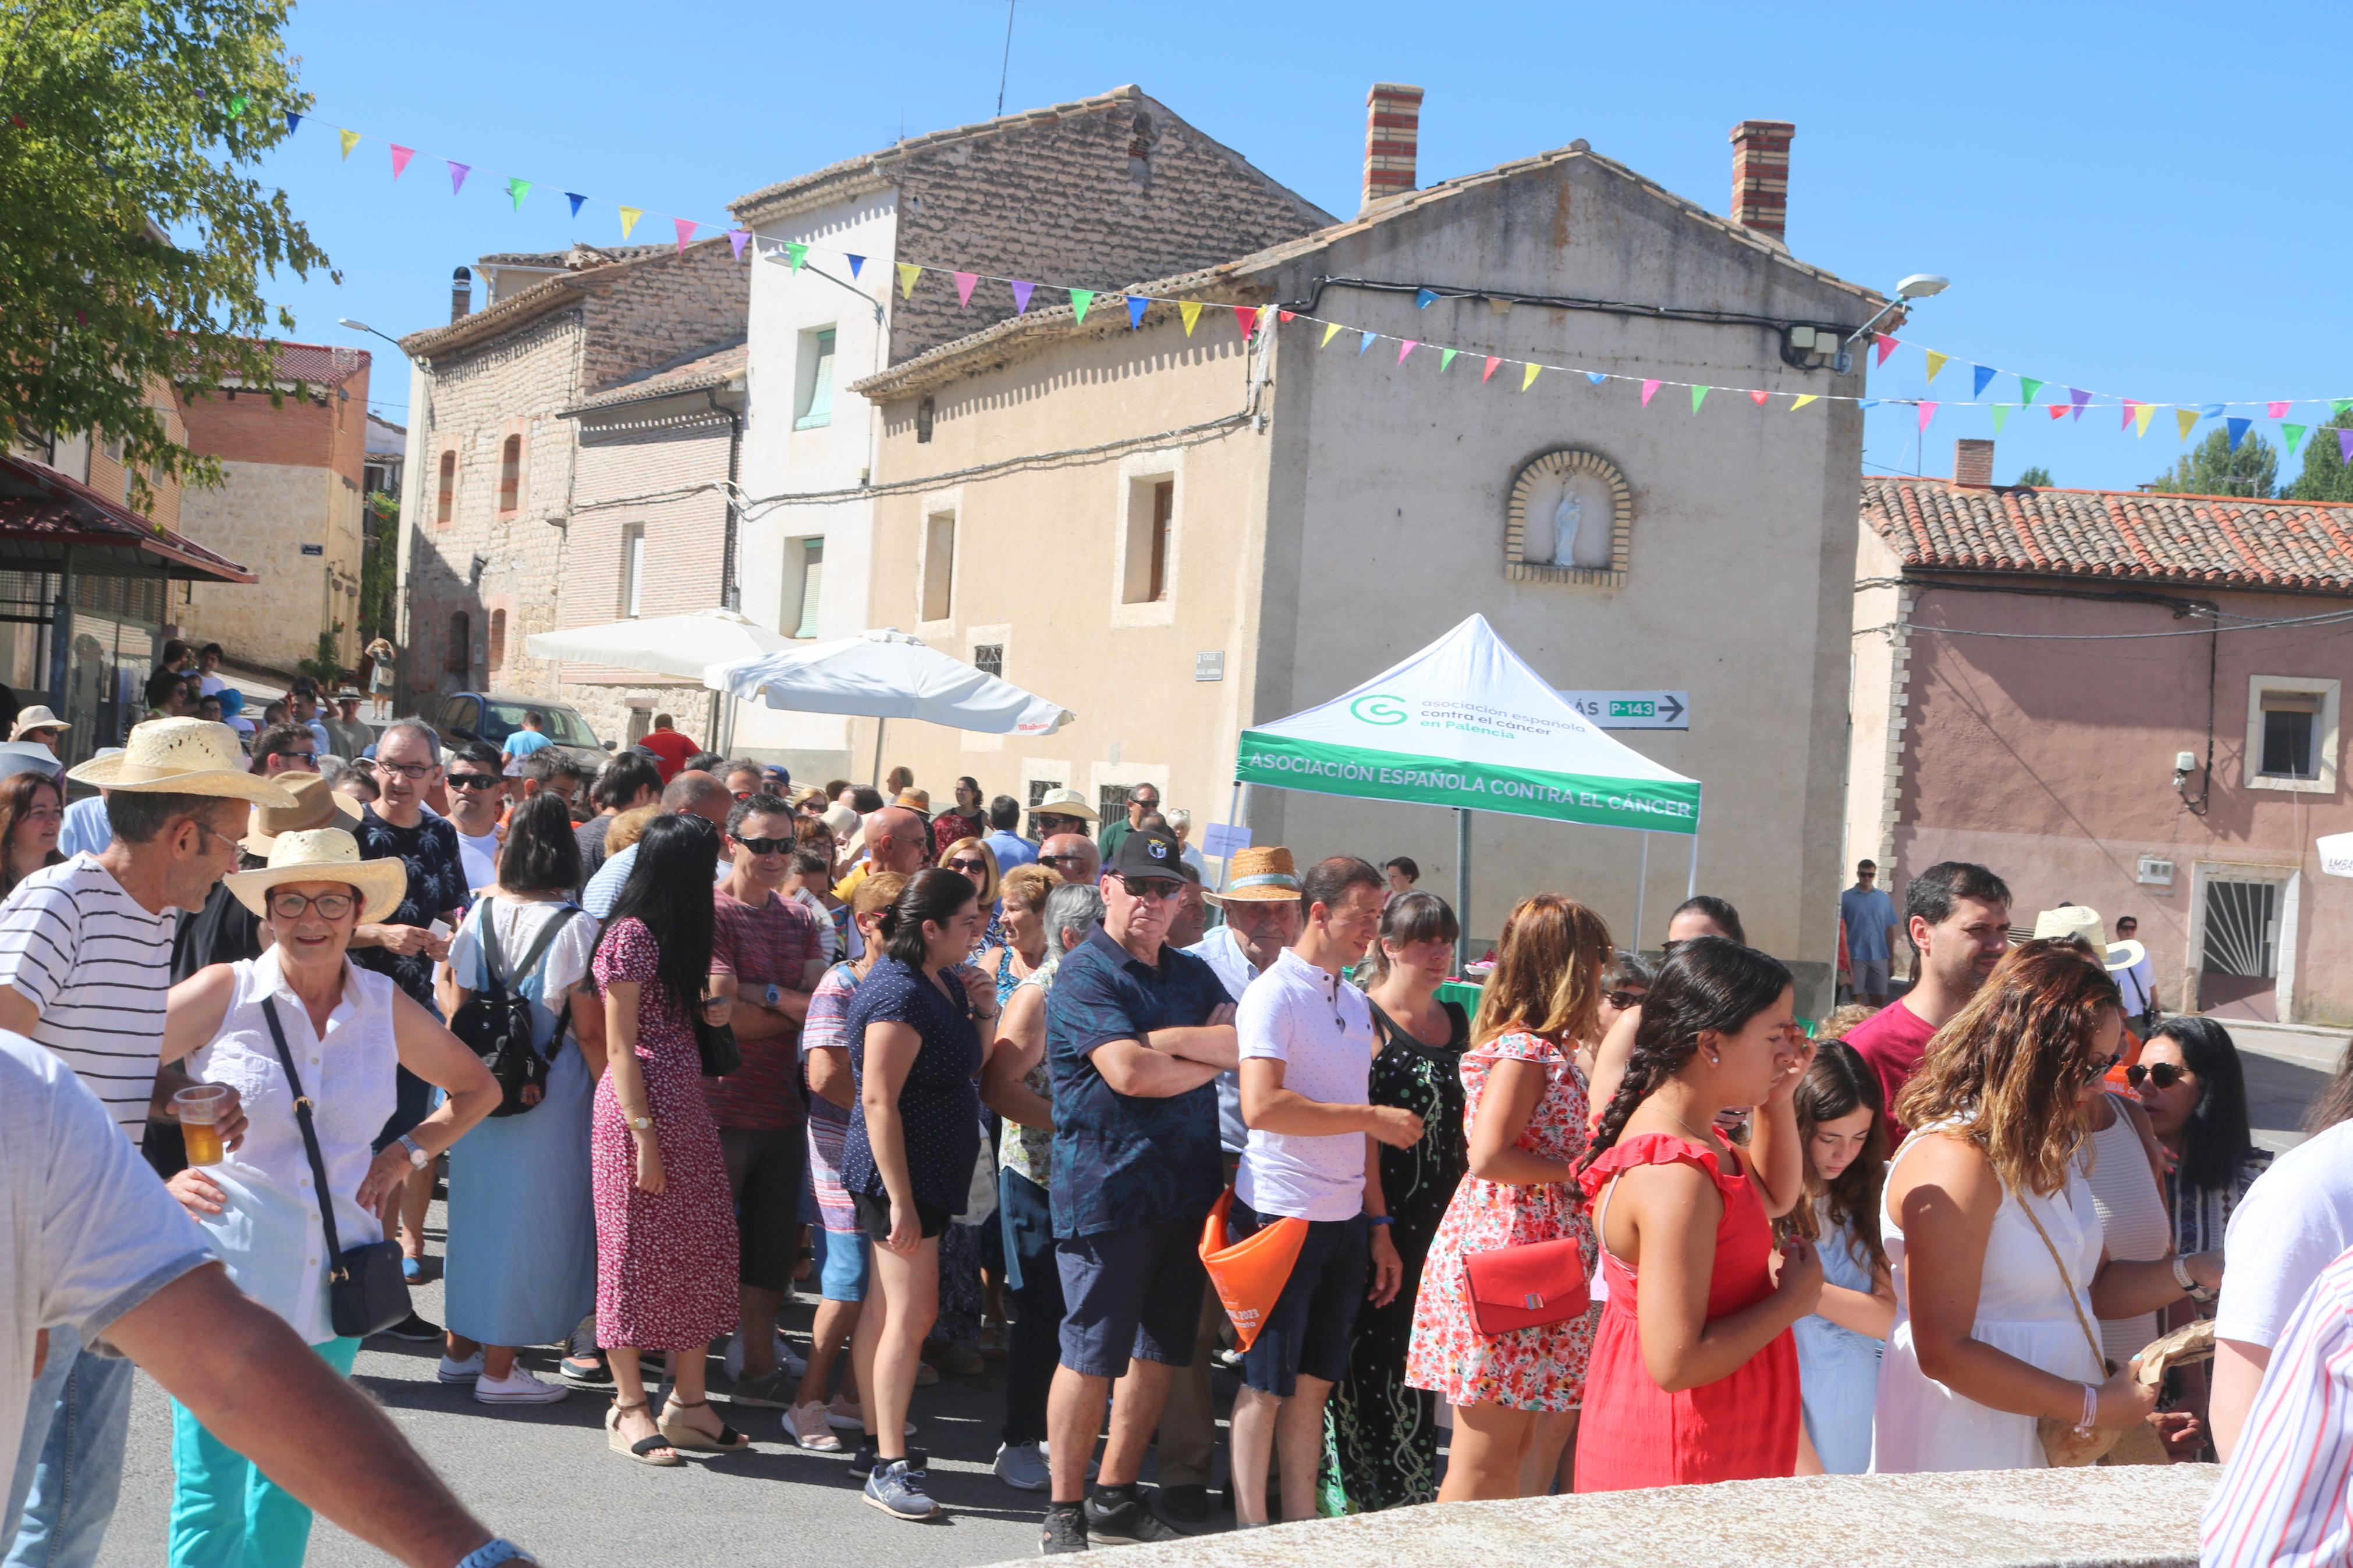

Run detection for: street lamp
[[1835, 273, 1951, 374], [337, 318, 406, 354]]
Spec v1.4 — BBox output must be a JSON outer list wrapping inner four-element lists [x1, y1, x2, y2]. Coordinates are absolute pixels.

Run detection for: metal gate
[[2201, 879, 2279, 977]]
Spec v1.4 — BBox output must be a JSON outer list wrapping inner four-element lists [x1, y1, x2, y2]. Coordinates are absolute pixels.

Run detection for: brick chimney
[[449, 266, 472, 323], [1954, 438, 1995, 488], [1362, 84, 1424, 213], [1729, 120, 1795, 240]]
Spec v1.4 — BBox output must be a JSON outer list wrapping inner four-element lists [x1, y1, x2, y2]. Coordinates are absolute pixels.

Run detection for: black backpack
[[449, 902, 581, 1118]]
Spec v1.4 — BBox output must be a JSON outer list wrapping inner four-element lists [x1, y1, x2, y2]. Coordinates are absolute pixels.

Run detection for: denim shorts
[[1227, 1201, 1368, 1398], [1054, 1218, 1207, 1381]]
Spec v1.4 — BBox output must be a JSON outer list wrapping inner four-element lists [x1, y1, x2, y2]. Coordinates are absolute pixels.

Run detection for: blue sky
[[268, 0, 2351, 493]]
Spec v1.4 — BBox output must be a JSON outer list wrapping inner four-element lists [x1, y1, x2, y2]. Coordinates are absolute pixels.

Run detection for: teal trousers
[[167, 1337, 361, 1568]]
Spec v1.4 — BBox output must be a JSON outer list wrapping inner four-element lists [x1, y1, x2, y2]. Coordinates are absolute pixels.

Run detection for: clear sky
[[268, 0, 2351, 494]]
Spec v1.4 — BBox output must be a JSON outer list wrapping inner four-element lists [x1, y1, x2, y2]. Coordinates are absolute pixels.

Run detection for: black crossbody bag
[[258, 997, 413, 1339]]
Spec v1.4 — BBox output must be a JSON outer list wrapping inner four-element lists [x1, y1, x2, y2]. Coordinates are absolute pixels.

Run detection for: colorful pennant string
[[672, 219, 695, 256], [1126, 296, 1148, 329], [505, 177, 530, 212], [1397, 340, 1418, 365], [1439, 349, 1458, 372], [1791, 394, 1819, 412], [567, 193, 587, 218], [1321, 322, 1344, 349], [726, 229, 750, 261], [448, 162, 469, 195], [1923, 351, 1947, 383], [1481, 357, 1500, 383], [1641, 379, 1662, 407], [1522, 364, 1542, 392], [953, 272, 978, 308], [1690, 385, 1709, 413], [619, 206, 642, 240], [844, 255, 865, 280], [1358, 331, 1376, 355], [2176, 408, 2200, 440], [338, 127, 361, 159], [1972, 365, 1995, 397], [2227, 417, 2252, 451], [1179, 300, 1202, 336], [1749, 389, 1769, 406], [1874, 335, 1899, 367], [1918, 402, 1937, 432], [1009, 279, 1031, 313], [895, 262, 918, 298], [1233, 307, 1259, 342], [389, 145, 413, 179], [2285, 424, 2308, 454]]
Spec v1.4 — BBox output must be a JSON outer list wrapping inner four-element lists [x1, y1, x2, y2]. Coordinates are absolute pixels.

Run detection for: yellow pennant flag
[[1923, 350, 1948, 383], [617, 206, 643, 239], [338, 127, 361, 159], [2135, 403, 2157, 437], [896, 262, 921, 299], [1790, 394, 1819, 411], [1179, 301, 1202, 336], [1321, 321, 1343, 348], [2175, 407, 2199, 440], [1521, 363, 1542, 392]]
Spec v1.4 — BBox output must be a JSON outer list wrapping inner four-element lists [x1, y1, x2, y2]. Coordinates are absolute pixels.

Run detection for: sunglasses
[[1605, 989, 1646, 1010], [1118, 876, 1183, 902], [271, 751, 320, 769], [735, 836, 793, 856], [448, 773, 503, 791], [1039, 852, 1091, 867], [2087, 1050, 2123, 1078], [2125, 1061, 2187, 1091], [946, 858, 989, 874]]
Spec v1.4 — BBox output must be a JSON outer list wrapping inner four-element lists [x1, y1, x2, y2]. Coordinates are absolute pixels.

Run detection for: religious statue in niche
[[1505, 447, 1632, 585], [1552, 489, 1586, 568]]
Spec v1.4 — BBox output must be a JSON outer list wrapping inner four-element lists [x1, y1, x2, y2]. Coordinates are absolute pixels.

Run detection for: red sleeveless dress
[[1571, 1132, 1800, 1492]]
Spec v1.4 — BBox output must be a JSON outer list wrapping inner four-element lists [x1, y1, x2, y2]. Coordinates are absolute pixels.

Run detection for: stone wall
[[176, 460, 365, 673]]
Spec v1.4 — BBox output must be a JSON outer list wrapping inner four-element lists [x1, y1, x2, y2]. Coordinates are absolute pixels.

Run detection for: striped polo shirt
[[0, 855, 178, 1139]]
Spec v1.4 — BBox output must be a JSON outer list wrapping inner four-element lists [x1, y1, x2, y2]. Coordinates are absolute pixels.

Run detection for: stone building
[[1850, 439, 2353, 1026], [393, 241, 749, 726], [844, 93, 1885, 1004], [173, 342, 371, 674]]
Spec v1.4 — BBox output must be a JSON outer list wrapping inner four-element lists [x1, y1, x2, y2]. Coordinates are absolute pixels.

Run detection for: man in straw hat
[[0, 719, 294, 1565], [1028, 787, 1097, 845]]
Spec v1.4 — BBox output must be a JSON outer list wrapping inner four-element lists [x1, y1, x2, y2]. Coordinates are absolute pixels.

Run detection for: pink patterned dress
[[591, 916, 737, 1350], [1404, 1030, 1600, 1411]]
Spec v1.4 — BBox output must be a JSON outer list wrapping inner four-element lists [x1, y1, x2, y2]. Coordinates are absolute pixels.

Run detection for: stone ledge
[[993, 1466, 2214, 1567]]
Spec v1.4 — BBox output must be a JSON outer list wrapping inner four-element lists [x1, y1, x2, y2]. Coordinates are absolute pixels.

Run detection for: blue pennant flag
[[1126, 295, 1148, 329], [2202, 403, 2227, 419], [285, 111, 303, 134], [1415, 287, 1439, 310], [2226, 417, 2252, 451], [565, 192, 586, 218], [844, 254, 864, 279], [1585, 372, 1608, 386], [1358, 331, 1378, 355], [1972, 364, 1995, 397], [1860, 399, 1880, 409]]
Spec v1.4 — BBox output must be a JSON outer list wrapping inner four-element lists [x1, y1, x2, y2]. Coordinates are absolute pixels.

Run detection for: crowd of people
[[5, 695, 2352, 1566]]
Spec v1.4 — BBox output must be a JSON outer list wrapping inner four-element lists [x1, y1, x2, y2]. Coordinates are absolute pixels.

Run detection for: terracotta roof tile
[[0, 456, 255, 582]]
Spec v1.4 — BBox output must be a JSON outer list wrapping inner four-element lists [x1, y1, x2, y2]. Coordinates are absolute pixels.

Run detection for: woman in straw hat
[[154, 826, 497, 1567]]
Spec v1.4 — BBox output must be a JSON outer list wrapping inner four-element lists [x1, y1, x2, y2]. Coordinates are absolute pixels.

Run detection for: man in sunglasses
[[1036, 834, 1100, 887], [443, 742, 509, 898], [246, 723, 320, 779]]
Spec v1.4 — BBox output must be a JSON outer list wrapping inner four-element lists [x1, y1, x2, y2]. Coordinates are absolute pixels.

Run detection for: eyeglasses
[[448, 773, 503, 791], [1118, 876, 1183, 902], [1605, 990, 1646, 1010], [270, 751, 320, 770], [193, 820, 242, 857], [267, 890, 355, 920], [2125, 1061, 2187, 1091], [2087, 1050, 2123, 1078], [946, 858, 989, 875], [377, 760, 435, 781], [735, 836, 793, 856], [1039, 853, 1092, 869]]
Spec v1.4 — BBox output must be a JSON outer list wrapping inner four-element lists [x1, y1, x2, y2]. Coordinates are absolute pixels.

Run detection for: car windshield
[[481, 702, 600, 748]]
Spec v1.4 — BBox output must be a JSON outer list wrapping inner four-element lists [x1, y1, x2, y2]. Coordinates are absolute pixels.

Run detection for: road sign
[[1557, 690, 1690, 730]]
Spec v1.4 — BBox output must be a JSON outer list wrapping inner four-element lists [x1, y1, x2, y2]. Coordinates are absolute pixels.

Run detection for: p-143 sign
[[1556, 691, 1689, 730]]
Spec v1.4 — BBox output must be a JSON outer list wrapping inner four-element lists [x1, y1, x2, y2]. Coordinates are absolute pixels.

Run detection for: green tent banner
[[1238, 730, 1698, 832]]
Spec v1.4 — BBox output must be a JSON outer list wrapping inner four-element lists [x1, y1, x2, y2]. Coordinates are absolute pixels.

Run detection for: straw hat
[[2031, 905, 2146, 972], [1206, 846, 1301, 905], [243, 772, 363, 855], [225, 827, 407, 925], [8, 705, 68, 741], [895, 787, 931, 812], [1031, 787, 1099, 823], [820, 801, 860, 839], [68, 718, 296, 806]]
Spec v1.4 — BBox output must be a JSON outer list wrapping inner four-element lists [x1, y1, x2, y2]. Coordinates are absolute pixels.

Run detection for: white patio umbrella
[[523, 607, 795, 680], [708, 628, 1075, 780]]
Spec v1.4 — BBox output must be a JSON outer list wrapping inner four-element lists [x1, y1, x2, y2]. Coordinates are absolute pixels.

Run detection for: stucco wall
[[1844, 522, 1907, 869], [175, 459, 364, 672]]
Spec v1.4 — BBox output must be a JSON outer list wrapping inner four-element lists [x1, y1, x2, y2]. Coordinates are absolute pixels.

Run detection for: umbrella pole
[[1218, 779, 1241, 893], [1455, 807, 1471, 975], [870, 717, 885, 788], [1634, 832, 1649, 954], [1685, 830, 1698, 901]]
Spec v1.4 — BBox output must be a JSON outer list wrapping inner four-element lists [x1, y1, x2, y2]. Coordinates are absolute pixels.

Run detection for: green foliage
[[2013, 465, 2054, 488], [297, 625, 342, 686], [2146, 428, 2277, 499], [2288, 409, 2353, 503], [359, 490, 397, 640], [0, 1, 332, 494]]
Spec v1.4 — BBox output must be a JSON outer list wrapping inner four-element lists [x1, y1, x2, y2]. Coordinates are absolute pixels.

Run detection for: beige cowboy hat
[[1206, 845, 1302, 905], [1030, 787, 1098, 823], [8, 705, 68, 741], [2031, 905, 2146, 972], [68, 718, 296, 807], [820, 801, 860, 840], [225, 827, 407, 925], [243, 772, 363, 855], [895, 787, 931, 812]]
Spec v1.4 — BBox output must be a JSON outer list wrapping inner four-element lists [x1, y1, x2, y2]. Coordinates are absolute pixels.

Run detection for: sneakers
[[824, 1394, 867, 1432], [475, 1366, 569, 1405], [862, 1459, 939, 1521], [993, 1441, 1050, 1492], [850, 1443, 926, 1481], [435, 1350, 484, 1385], [722, 1330, 807, 1382], [559, 1352, 613, 1388], [716, 1367, 797, 1409], [1039, 1504, 1089, 1556], [1085, 1488, 1183, 1545], [381, 1311, 442, 1343], [783, 1402, 842, 1452]]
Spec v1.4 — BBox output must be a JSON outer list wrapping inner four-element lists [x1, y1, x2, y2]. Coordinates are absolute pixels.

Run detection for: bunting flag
[[2334, 399, 2352, 417], [1233, 307, 1259, 341], [1180, 300, 1202, 336], [2049, 403, 2068, 420], [2267, 400, 2290, 418], [285, 111, 303, 134], [1522, 364, 1542, 392], [896, 262, 919, 297], [1991, 404, 2011, 433], [1126, 296, 1148, 329], [1415, 287, 1439, 310], [1396, 339, 1417, 365], [505, 177, 530, 212], [2068, 387, 2091, 420], [1924, 351, 1949, 383], [1067, 289, 1094, 325], [1481, 357, 1500, 383], [1641, 378, 1662, 407], [782, 241, 807, 271], [448, 161, 470, 195], [953, 271, 978, 307], [229, 92, 249, 117], [1009, 279, 1032, 312], [1279, 311, 1296, 323], [2226, 417, 2252, 451], [2202, 403, 2226, 418], [1439, 349, 1458, 372], [1585, 371, 1607, 386], [1972, 364, 1996, 397], [2134, 403, 2156, 437], [2177, 408, 2200, 440], [2285, 423, 2308, 454], [1749, 389, 1769, 405], [672, 218, 695, 255], [1791, 394, 1818, 411], [844, 254, 865, 279], [1690, 385, 1709, 412], [1917, 401, 1937, 431], [2020, 376, 2043, 406], [2121, 400, 2139, 432], [727, 229, 750, 261], [619, 205, 644, 240], [1874, 335, 1899, 367], [567, 192, 587, 218], [389, 144, 414, 179], [2341, 429, 2353, 462], [1321, 322, 1344, 348], [1358, 330, 1377, 355], [338, 127, 361, 159]]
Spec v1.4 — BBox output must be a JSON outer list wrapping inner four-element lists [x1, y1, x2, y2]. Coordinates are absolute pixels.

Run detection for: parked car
[[430, 691, 611, 771]]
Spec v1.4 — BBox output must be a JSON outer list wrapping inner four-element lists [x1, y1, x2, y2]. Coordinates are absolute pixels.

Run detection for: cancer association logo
[[1350, 694, 1409, 727]]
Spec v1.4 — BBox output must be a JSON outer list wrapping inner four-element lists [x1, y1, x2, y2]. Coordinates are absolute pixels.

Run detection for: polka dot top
[[839, 955, 984, 1214]]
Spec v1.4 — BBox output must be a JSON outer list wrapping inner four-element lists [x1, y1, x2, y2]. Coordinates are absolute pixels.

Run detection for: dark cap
[[1110, 827, 1183, 880]]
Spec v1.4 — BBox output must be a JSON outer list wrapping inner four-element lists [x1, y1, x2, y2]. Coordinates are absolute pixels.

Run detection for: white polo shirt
[[1234, 947, 1373, 1222]]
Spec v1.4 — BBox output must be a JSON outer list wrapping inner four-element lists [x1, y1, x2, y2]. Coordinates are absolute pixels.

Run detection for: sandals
[[657, 1396, 753, 1454], [606, 1399, 683, 1467]]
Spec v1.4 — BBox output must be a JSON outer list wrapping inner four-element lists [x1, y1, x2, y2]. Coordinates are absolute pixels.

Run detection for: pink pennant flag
[[446, 161, 470, 194], [953, 272, 978, 308], [1481, 357, 1500, 383], [2049, 403, 2068, 420], [2121, 400, 2139, 432], [672, 218, 696, 255], [1279, 310, 1296, 323], [1874, 335, 1899, 367], [1396, 340, 1418, 365], [1917, 401, 1937, 431], [2268, 400, 2290, 419], [1233, 306, 1260, 341], [389, 144, 414, 179], [727, 229, 750, 261], [1010, 280, 1035, 314], [1640, 379, 1662, 407], [1748, 389, 1769, 406]]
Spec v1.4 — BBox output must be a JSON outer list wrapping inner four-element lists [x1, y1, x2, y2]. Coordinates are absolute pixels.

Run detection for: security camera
[[2174, 751, 2196, 774]]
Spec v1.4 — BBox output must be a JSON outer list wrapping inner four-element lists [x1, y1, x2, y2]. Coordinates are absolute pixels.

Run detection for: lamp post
[[1834, 274, 1949, 375]]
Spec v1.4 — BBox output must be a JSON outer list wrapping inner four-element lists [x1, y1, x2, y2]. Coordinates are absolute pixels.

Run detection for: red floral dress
[[1403, 1030, 1599, 1411], [1573, 1132, 1800, 1491], [590, 916, 738, 1350]]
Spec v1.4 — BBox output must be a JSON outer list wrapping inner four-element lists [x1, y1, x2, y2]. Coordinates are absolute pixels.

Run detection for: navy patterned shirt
[[351, 806, 467, 1012], [840, 956, 984, 1214], [1046, 923, 1233, 1239]]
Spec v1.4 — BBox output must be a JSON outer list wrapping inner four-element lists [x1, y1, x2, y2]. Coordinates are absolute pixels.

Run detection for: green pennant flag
[[2285, 423, 2308, 454], [1691, 385, 1710, 413], [2019, 376, 2043, 406], [1991, 403, 2012, 433], [1069, 289, 1094, 325], [1439, 348, 1457, 372], [2333, 399, 2352, 418], [505, 177, 530, 212], [785, 241, 808, 272], [228, 93, 249, 118]]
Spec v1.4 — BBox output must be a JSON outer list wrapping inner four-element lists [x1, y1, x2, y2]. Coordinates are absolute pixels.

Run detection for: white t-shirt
[[2215, 1118, 2353, 1349], [0, 855, 179, 1138], [456, 828, 501, 898], [1234, 947, 1372, 1222], [2, 1034, 212, 1484]]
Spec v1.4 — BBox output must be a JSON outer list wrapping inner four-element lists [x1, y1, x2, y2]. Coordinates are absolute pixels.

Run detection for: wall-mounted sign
[[1556, 690, 1689, 730], [1195, 650, 1225, 682], [299, 543, 324, 556]]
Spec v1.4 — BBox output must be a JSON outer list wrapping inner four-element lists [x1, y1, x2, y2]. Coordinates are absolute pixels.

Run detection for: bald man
[[832, 804, 932, 904], [1036, 833, 1101, 886], [581, 770, 733, 919]]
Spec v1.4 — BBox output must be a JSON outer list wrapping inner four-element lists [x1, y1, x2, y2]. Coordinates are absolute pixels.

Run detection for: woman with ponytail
[[1404, 894, 1613, 1502], [1572, 937, 1818, 1492]]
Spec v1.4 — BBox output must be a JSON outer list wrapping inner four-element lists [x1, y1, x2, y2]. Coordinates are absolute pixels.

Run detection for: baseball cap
[[1110, 827, 1184, 881]]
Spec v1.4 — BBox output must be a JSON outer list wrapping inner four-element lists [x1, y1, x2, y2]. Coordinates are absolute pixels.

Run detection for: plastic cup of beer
[[173, 1085, 232, 1166]]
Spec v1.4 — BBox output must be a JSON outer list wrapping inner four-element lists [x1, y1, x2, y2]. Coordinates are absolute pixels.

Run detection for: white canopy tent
[[2318, 832, 2353, 879], [524, 607, 800, 748], [1233, 613, 1699, 962]]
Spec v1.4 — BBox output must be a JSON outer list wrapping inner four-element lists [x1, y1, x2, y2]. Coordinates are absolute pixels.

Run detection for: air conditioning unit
[[2137, 855, 2176, 888]]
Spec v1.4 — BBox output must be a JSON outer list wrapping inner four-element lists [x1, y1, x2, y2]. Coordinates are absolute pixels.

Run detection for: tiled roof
[[477, 246, 664, 268], [566, 339, 747, 414], [0, 455, 255, 582], [1861, 475, 2353, 594], [401, 237, 736, 361], [190, 340, 368, 393]]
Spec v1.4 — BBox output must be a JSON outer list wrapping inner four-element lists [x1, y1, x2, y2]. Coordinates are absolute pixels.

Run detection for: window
[[1123, 477, 1173, 603], [921, 510, 956, 622], [2246, 677, 2340, 794], [487, 609, 506, 670], [496, 435, 522, 513], [786, 537, 824, 639], [916, 396, 935, 444], [621, 524, 646, 618], [796, 328, 836, 430], [436, 451, 456, 525], [1099, 785, 1133, 823], [974, 643, 1003, 677], [444, 611, 470, 675]]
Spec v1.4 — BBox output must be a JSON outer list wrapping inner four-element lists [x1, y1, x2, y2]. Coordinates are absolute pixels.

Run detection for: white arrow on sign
[[1557, 690, 1691, 730]]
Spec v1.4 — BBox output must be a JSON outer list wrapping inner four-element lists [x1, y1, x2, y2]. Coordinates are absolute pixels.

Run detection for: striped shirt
[[2202, 1243, 2353, 1566], [0, 855, 178, 1140]]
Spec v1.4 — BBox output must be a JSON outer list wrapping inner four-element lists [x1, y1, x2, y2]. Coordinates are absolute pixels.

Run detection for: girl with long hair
[[1784, 1041, 1894, 1474], [1405, 893, 1613, 1502], [0, 770, 64, 895], [1572, 937, 1816, 1491]]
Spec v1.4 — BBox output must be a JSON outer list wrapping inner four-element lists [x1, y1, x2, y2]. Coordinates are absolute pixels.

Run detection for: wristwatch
[[453, 1541, 537, 1568], [628, 1114, 654, 1133], [396, 1133, 429, 1169], [764, 983, 783, 1008], [2172, 1254, 2216, 1302]]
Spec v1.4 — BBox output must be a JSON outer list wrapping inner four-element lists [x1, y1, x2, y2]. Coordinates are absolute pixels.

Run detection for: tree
[[0, 1, 332, 495], [2146, 428, 2277, 499], [2014, 465, 2054, 488], [359, 490, 397, 640], [2287, 408, 2353, 503]]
